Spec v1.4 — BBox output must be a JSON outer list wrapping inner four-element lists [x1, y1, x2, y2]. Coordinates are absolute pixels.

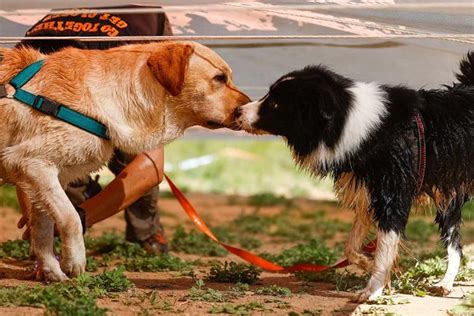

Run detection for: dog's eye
[[214, 74, 228, 83]]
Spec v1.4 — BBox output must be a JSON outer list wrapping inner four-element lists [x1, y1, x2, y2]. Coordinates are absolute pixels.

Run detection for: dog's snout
[[233, 106, 243, 118]]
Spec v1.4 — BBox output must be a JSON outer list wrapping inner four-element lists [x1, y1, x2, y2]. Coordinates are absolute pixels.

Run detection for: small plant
[[171, 226, 228, 257], [0, 239, 30, 260], [125, 254, 195, 272], [247, 192, 289, 207], [262, 239, 339, 267], [230, 282, 250, 296], [0, 267, 131, 315], [85, 232, 195, 272], [85, 232, 146, 259], [208, 301, 266, 314], [232, 212, 273, 234], [255, 285, 292, 297], [296, 269, 369, 292], [206, 261, 261, 284], [392, 256, 473, 296], [186, 279, 227, 302], [367, 296, 410, 305], [76, 266, 133, 292], [448, 292, 474, 315]]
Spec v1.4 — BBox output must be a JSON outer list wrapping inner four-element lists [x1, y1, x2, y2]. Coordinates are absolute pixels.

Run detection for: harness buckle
[[33, 95, 61, 116]]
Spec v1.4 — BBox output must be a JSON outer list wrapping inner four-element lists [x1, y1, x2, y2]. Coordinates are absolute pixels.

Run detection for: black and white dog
[[235, 53, 474, 302]]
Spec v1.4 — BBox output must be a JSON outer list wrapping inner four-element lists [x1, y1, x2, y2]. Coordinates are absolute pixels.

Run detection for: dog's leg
[[30, 207, 68, 281], [344, 208, 373, 272], [352, 230, 400, 303], [432, 194, 465, 295], [16, 182, 67, 281], [20, 164, 86, 278]]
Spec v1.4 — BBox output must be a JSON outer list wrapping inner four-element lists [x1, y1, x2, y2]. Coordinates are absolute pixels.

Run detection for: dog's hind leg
[[432, 193, 466, 295]]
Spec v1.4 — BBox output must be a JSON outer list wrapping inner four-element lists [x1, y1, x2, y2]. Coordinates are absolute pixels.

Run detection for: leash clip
[[33, 95, 61, 116]]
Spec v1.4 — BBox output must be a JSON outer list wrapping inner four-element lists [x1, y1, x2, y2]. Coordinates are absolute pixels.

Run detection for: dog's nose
[[233, 106, 243, 118]]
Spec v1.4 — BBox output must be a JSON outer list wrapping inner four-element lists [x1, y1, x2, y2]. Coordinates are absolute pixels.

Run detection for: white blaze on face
[[236, 99, 263, 130]]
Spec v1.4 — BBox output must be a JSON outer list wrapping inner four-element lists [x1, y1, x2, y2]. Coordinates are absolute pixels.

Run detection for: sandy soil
[[0, 195, 472, 315]]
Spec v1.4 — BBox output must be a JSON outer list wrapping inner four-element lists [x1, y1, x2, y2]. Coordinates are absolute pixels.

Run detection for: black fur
[[245, 54, 473, 249]]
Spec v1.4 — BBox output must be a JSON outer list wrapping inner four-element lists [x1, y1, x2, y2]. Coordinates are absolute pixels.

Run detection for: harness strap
[[7, 60, 109, 139]]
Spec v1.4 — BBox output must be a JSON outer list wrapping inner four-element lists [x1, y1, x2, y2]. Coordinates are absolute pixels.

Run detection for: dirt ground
[[0, 194, 472, 315]]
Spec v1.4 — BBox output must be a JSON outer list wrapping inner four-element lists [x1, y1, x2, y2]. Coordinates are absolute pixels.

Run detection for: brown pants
[[65, 150, 164, 242]]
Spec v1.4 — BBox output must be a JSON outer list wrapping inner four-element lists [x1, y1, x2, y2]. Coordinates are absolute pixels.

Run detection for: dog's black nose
[[233, 106, 243, 118]]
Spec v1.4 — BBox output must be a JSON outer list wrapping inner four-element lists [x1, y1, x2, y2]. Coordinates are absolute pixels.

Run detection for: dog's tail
[[456, 51, 474, 86]]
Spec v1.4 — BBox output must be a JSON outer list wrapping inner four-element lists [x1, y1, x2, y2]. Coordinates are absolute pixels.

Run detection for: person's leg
[[108, 150, 168, 254]]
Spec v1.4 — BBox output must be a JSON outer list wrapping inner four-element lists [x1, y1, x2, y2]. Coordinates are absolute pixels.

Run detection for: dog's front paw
[[60, 253, 86, 277], [351, 286, 384, 303], [429, 282, 452, 296], [31, 260, 69, 282], [60, 240, 86, 277]]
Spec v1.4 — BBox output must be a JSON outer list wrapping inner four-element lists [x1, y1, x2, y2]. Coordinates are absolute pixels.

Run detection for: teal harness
[[2, 60, 109, 139]]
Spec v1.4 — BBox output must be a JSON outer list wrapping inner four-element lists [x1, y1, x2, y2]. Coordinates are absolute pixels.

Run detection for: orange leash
[[165, 174, 376, 273]]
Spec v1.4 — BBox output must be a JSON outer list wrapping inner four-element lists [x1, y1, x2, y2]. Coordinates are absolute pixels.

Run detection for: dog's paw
[[31, 260, 69, 282], [429, 282, 452, 296], [351, 286, 383, 303], [60, 252, 86, 277]]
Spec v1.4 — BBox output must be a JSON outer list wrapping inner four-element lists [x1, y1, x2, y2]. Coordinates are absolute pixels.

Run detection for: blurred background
[[0, 2, 472, 314], [2, 0, 472, 198]]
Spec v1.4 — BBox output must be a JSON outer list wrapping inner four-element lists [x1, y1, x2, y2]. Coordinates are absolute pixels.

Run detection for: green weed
[[85, 232, 195, 272], [255, 285, 292, 297], [232, 212, 273, 234], [125, 255, 195, 272], [367, 297, 410, 305], [230, 282, 250, 296], [392, 256, 473, 296], [186, 279, 227, 302], [0, 239, 30, 260], [449, 292, 474, 315], [247, 192, 290, 207], [262, 239, 340, 267], [171, 226, 228, 257], [0, 267, 131, 315], [296, 270, 368, 292], [206, 261, 261, 284], [208, 301, 266, 314]]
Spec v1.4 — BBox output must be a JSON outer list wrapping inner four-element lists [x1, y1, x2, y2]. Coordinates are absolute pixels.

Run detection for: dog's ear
[[147, 43, 195, 96]]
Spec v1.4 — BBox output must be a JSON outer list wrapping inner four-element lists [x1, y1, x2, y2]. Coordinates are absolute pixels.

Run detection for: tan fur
[[335, 173, 374, 271], [0, 42, 250, 281]]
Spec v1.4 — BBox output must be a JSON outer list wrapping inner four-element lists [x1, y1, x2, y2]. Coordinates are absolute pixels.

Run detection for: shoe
[[142, 232, 169, 255]]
